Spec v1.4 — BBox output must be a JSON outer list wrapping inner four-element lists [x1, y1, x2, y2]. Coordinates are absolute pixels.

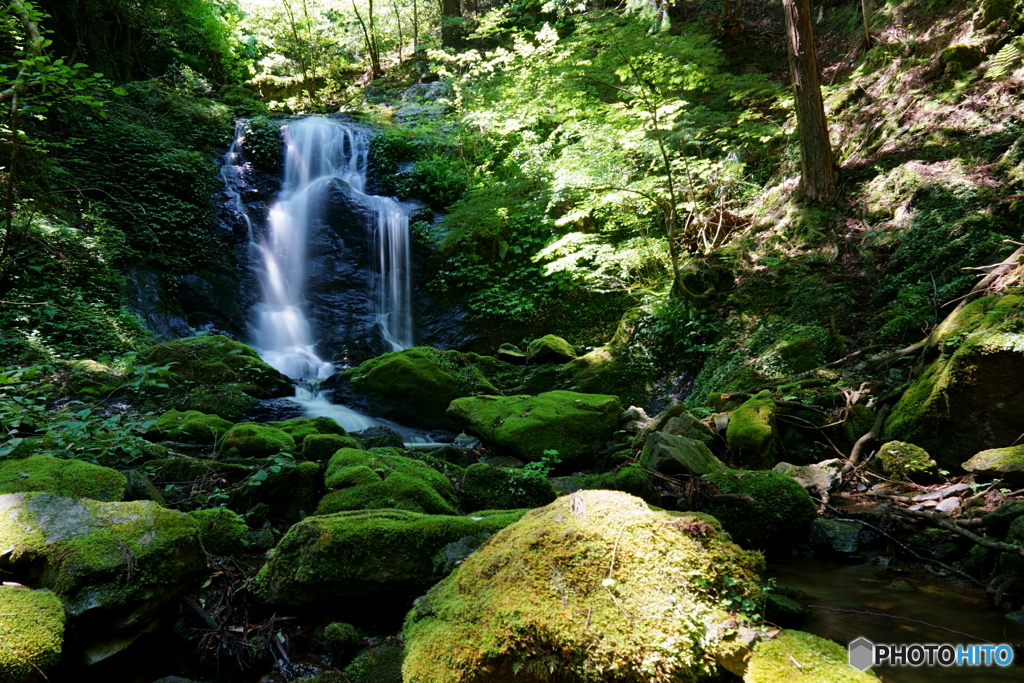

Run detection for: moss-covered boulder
[[0, 493, 203, 634], [998, 515, 1024, 577], [526, 334, 576, 364], [345, 346, 499, 429], [190, 507, 248, 555], [583, 463, 658, 504], [0, 455, 126, 501], [884, 294, 1024, 471], [324, 621, 362, 657], [461, 463, 557, 511], [0, 586, 65, 682], [875, 441, 938, 482], [303, 433, 362, 462], [345, 644, 404, 683], [963, 445, 1024, 485], [254, 508, 527, 604], [402, 491, 764, 683], [745, 630, 879, 682], [182, 386, 258, 421], [143, 334, 292, 398], [984, 501, 1024, 538], [727, 391, 777, 468], [447, 390, 621, 469], [220, 423, 296, 457], [704, 470, 817, 551], [940, 44, 985, 72], [317, 448, 461, 515], [156, 409, 234, 444], [271, 416, 347, 445], [640, 432, 727, 475]]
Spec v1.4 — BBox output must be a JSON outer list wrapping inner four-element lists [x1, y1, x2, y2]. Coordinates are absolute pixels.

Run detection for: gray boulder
[[639, 432, 727, 476]]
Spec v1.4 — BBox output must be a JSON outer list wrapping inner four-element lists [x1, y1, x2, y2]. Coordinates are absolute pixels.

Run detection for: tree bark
[[440, 0, 462, 49], [782, 0, 838, 204]]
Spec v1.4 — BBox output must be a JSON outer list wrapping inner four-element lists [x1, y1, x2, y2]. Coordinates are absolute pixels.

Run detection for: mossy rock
[[190, 507, 248, 555], [875, 441, 938, 482], [324, 621, 362, 657], [0, 455, 126, 501], [496, 343, 526, 365], [940, 44, 985, 71], [345, 346, 499, 429], [975, 0, 1019, 28], [254, 508, 528, 604], [402, 491, 764, 683], [583, 464, 658, 505], [704, 470, 817, 551], [345, 644, 404, 683], [220, 423, 296, 457], [726, 391, 777, 468], [143, 335, 292, 398], [984, 501, 1024, 538], [0, 493, 204, 628], [884, 295, 1024, 471], [156, 409, 234, 444], [303, 433, 362, 462], [998, 515, 1024, 577], [0, 586, 65, 682], [183, 386, 258, 422], [640, 432, 727, 476], [764, 594, 810, 629], [526, 334, 576, 364], [317, 449, 460, 516], [352, 425, 406, 450], [963, 445, 1024, 485], [461, 463, 557, 511], [744, 630, 879, 682], [447, 390, 621, 469], [271, 416, 347, 445]]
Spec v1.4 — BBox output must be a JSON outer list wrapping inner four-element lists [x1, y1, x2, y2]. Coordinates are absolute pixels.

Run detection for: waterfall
[[221, 116, 418, 433]]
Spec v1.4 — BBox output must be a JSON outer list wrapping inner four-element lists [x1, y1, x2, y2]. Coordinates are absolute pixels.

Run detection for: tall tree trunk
[[782, 0, 838, 204], [392, 0, 404, 62], [440, 0, 461, 49], [412, 0, 419, 55], [861, 0, 873, 47], [352, 0, 382, 77]]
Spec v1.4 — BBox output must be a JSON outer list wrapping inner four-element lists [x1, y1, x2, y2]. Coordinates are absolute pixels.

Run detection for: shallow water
[[768, 557, 1024, 681]]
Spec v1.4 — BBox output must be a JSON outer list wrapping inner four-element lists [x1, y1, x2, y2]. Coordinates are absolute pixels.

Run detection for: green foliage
[[243, 115, 282, 169]]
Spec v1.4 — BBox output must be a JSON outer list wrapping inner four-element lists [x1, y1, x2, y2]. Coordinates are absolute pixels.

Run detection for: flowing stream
[[223, 116, 416, 433]]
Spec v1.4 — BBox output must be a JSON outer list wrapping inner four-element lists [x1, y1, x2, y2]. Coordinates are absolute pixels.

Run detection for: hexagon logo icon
[[848, 637, 875, 671]]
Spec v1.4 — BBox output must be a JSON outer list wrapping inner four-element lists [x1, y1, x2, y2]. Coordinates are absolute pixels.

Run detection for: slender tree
[[782, 0, 838, 203]]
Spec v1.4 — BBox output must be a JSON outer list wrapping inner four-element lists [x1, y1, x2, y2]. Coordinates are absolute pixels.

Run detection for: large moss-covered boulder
[[271, 416, 347, 445], [875, 441, 937, 482], [143, 335, 292, 398], [0, 586, 65, 682], [884, 294, 1024, 471], [526, 334, 576, 364], [254, 508, 527, 604], [220, 423, 296, 457], [447, 390, 620, 469], [317, 448, 461, 515], [190, 507, 248, 555], [156, 409, 234, 444], [182, 385, 258, 422], [963, 445, 1024, 485], [0, 493, 203, 633], [704, 470, 817, 551], [0, 455, 126, 501], [462, 463, 557, 511], [727, 391, 777, 468], [745, 630, 879, 682], [345, 347, 498, 429], [402, 491, 764, 683], [346, 644, 405, 683]]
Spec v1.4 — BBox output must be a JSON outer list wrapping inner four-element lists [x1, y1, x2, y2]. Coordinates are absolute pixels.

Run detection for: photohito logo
[[848, 637, 1015, 670]]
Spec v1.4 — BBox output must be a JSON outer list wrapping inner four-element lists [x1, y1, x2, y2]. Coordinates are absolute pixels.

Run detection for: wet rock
[[402, 491, 764, 683], [0, 455, 126, 502], [640, 432, 727, 476], [245, 397, 306, 423], [810, 518, 861, 553]]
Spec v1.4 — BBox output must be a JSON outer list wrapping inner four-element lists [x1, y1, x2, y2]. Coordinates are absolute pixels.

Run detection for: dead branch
[[842, 404, 890, 474], [891, 507, 1024, 560]]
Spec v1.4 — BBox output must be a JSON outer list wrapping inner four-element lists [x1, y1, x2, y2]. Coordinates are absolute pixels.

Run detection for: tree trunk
[[861, 0, 873, 47], [440, 0, 461, 49], [782, 0, 838, 204], [412, 0, 419, 55]]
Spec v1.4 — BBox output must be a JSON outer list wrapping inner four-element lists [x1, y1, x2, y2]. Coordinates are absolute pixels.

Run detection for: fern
[[986, 40, 1023, 80]]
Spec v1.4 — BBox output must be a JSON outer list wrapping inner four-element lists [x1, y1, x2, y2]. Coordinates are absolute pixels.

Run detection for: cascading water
[[222, 116, 418, 433]]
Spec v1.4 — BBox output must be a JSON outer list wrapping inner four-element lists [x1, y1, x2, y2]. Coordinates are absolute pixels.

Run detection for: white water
[[222, 116, 417, 433]]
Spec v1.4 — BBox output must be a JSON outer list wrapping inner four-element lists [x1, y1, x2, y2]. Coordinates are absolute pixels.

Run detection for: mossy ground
[[0, 586, 65, 682], [745, 630, 879, 683], [190, 507, 248, 554], [156, 409, 234, 444]]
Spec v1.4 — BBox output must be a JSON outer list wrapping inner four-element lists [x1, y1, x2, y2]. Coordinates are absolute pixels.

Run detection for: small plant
[[522, 449, 562, 478], [243, 116, 283, 170]]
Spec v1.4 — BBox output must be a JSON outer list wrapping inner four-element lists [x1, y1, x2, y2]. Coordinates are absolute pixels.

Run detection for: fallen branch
[[842, 404, 890, 474], [866, 339, 926, 371], [891, 507, 1024, 560]]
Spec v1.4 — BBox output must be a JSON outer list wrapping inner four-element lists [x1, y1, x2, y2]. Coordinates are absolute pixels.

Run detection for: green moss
[[0, 455, 126, 501], [254, 508, 528, 604], [704, 470, 817, 551], [143, 335, 292, 399], [526, 334, 576, 364], [271, 416, 347, 445], [963, 445, 1024, 482], [462, 463, 557, 511], [745, 630, 879, 682], [189, 507, 248, 555], [318, 449, 460, 516], [302, 433, 362, 462], [940, 44, 985, 71], [402, 491, 764, 683], [726, 391, 777, 468], [875, 441, 937, 481], [156, 409, 234, 444], [346, 644, 404, 683], [324, 621, 362, 656], [183, 386, 258, 421], [0, 586, 65, 682], [584, 464, 658, 504], [346, 346, 499, 428], [984, 501, 1024, 538], [447, 390, 621, 468], [220, 423, 296, 457]]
